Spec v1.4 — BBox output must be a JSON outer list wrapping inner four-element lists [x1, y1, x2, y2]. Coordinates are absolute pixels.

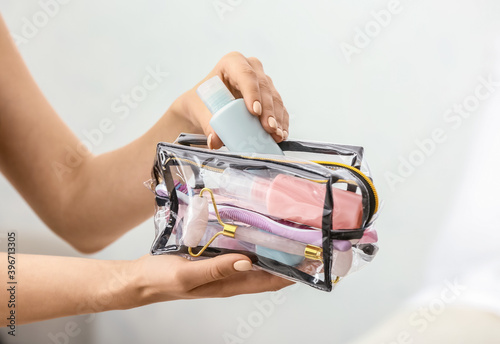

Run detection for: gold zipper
[[311, 160, 379, 214]]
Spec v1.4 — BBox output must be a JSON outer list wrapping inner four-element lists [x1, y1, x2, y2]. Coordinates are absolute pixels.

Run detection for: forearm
[[0, 251, 291, 326], [0, 253, 143, 326], [0, 14, 201, 251], [60, 95, 200, 252]]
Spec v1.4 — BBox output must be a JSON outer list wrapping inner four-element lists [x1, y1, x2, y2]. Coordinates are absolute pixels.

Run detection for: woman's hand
[[4, 253, 293, 325], [131, 254, 294, 304], [178, 52, 290, 149]]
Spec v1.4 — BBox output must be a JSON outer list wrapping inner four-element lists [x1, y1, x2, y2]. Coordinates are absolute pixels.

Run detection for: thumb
[[206, 129, 224, 150], [185, 88, 222, 149], [182, 254, 253, 289]]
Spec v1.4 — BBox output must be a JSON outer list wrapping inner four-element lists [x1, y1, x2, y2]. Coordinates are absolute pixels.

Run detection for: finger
[[188, 270, 295, 298], [205, 130, 224, 150], [259, 84, 278, 136], [246, 59, 285, 141], [257, 80, 282, 141], [246, 58, 282, 138], [220, 52, 262, 116], [282, 106, 290, 140], [269, 88, 285, 142], [187, 87, 225, 150], [267, 76, 289, 141], [179, 254, 252, 290], [185, 89, 222, 150]]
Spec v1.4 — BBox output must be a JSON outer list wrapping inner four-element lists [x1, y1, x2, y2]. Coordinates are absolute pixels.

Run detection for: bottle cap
[[196, 76, 235, 115]]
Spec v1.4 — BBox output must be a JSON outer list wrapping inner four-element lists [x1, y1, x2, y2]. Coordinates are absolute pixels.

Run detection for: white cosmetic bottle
[[196, 76, 283, 155]]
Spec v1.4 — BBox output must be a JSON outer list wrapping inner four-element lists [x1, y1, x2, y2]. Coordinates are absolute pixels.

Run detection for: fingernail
[[268, 117, 277, 129], [283, 130, 289, 140], [234, 260, 252, 272], [207, 133, 213, 150], [276, 128, 284, 139], [253, 101, 262, 116]]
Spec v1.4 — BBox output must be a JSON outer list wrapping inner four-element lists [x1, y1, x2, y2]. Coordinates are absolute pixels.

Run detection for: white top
[[196, 76, 235, 115]]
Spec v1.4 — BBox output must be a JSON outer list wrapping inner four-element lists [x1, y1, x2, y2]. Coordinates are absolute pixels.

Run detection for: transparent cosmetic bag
[[148, 133, 379, 291]]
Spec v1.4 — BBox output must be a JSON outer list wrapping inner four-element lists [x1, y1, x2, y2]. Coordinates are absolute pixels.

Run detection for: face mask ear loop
[[188, 188, 237, 257]]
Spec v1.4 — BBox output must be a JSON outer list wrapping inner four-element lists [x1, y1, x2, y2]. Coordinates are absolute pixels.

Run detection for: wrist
[[168, 90, 192, 128], [102, 259, 150, 311], [175, 87, 211, 135]]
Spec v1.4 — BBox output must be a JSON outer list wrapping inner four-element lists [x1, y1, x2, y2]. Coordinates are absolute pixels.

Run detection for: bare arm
[[0, 15, 289, 253], [0, 252, 291, 326]]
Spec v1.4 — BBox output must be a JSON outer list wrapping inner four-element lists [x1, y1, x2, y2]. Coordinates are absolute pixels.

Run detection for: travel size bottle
[[196, 76, 283, 155]]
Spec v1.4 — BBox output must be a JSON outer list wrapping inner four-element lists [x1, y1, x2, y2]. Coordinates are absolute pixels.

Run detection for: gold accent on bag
[[304, 244, 323, 261], [188, 188, 236, 257]]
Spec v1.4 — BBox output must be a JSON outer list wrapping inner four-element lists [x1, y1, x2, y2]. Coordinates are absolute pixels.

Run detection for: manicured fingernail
[[234, 260, 252, 272], [268, 117, 277, 129], [207, 133, 213, 150], [253, 101, 262, 116], [283, 130, 289, 140], [276, 128, 284, 139]]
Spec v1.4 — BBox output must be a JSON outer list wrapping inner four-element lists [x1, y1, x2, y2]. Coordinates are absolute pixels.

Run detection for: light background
[[0, 0, 499, 343]]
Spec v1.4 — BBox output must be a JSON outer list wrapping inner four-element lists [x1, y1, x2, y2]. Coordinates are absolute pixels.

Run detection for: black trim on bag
[[150, 141, 373, 291], [321, 176, 334, 292]]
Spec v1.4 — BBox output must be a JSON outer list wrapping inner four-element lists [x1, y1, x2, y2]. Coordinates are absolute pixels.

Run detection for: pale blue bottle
[[196, 76, 283, 155]]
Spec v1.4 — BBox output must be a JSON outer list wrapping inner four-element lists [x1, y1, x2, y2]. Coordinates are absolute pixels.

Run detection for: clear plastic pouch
[[148, 133, 379, 291]]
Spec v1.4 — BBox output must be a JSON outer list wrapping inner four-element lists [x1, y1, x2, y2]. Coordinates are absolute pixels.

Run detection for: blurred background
[[0, 0, 499, 343]]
